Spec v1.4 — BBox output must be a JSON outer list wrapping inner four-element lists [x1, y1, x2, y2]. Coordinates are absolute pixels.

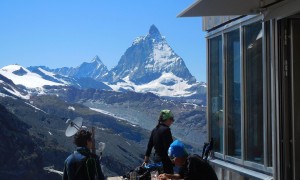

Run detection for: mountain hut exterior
[[179, 0, 300, 179]]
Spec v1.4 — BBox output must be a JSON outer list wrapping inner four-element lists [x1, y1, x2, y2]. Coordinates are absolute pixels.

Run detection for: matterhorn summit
[[147, 24, 163, 41], [102, 25, 200, 97], [21, 25, 205, 98]]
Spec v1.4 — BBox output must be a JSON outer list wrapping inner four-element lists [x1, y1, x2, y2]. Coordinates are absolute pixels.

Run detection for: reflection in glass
[[226, 29, 241, 158], [244, 22, 264, 164], [209, 35, 223, 153]]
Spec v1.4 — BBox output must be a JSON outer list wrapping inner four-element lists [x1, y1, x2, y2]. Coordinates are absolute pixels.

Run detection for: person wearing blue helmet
[[143, 109, 175, 174], [158, 140, 218, 180]]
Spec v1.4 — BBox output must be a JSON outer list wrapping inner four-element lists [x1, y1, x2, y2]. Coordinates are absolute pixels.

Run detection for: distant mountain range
[[0, 63, 207, 147], [0, 25, 207, 178], [27, 25, 206, 99]]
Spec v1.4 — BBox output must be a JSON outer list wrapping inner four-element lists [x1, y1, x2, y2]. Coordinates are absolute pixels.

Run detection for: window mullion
[[240, 25, 245, 163], [223, 32, 227, 158]]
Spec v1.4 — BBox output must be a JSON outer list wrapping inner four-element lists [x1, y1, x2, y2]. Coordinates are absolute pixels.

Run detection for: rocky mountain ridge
[[0, 91, 149, 178], [0, 65, 207, 149], [28, 25, 206, 99]]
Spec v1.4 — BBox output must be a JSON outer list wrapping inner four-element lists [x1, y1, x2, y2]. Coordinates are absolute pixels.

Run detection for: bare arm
[[158, 173, 181, 180]]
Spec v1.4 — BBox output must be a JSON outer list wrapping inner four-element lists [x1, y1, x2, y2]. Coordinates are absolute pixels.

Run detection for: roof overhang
[[178, 0, 282, 17], [263, 0, 300, 20]]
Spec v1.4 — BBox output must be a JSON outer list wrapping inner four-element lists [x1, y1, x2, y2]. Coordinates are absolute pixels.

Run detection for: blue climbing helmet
[[168, 140, 188, 158]]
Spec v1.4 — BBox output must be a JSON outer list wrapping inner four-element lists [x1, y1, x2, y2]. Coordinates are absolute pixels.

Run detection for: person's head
[[168, 140, 188, 167], [159, 109, 174, 126], [73, 129, 93, 149]]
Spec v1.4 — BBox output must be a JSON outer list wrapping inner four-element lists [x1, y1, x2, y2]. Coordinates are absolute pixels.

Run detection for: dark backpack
[[123, 166, 150, 180], [72, 156, 89, 180], [123, 162, 163, 180], [184, 154, 218, 180], [73, 154, 98, 180]]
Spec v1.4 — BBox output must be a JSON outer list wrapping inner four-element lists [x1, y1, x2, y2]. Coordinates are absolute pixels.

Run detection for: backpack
[[184, 154, 218, 180], [73, 157, 88, 177], [72, 154, 97, 180], [123, 162, 163, 180]]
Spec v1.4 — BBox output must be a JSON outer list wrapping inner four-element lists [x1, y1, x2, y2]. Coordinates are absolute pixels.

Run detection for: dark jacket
[[179, 154, 218, 180], [145, 123, 173, 173], [63, 147, 105, 180]]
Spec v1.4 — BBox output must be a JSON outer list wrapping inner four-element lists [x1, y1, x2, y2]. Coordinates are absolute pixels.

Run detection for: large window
[[244, 22, 263, 164], [209, 35, 223, 153], [208, 19, 270, 171], [226, 29, 241, 158]]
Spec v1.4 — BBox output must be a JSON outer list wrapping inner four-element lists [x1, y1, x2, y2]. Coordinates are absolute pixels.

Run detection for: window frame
[[207, 15, 274, 174], [224, 28, 242, 160], [207, 33, 224, 154]]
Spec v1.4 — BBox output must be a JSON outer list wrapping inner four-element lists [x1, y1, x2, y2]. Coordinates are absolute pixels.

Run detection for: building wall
[[202, 16, 239, 31], [181, 1, 300, 179]]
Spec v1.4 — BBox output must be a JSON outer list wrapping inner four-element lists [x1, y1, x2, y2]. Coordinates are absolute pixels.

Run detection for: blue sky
[[0, 0, 206, 82]]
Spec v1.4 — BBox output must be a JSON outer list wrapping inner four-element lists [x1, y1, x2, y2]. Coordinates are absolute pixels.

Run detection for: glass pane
[[265, 21, 272, 166], [209, 35, 223, 153], [226, 29, 241, 158], [244, 22, 264, 164]]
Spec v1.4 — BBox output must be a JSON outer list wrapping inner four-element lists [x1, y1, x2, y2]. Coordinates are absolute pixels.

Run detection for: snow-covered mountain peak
[[0, 65, 65, 89], [2, 64, 29, 73], [47, 56, 109, 80], [80, 56, 104, 68], [132, 25, 164, 46], [148, 24, 162, 39], [99, 24, 199, 99], [91, 55, 104, 66]]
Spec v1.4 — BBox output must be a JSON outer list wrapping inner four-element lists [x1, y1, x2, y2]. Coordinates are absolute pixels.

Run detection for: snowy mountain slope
[[0, 65, 65, 89], [50, 56, 109, 79], [28, 66, 112, 91], [108, 72, 199, 97], [0, 65, 112, 92], [28, 66, 73, 85], [0, 74, 30, 99]]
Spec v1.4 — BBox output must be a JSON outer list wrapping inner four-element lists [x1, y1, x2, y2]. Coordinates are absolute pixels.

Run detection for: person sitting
[[158, 140, 218, 180], [63, 129, 105, 180]]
